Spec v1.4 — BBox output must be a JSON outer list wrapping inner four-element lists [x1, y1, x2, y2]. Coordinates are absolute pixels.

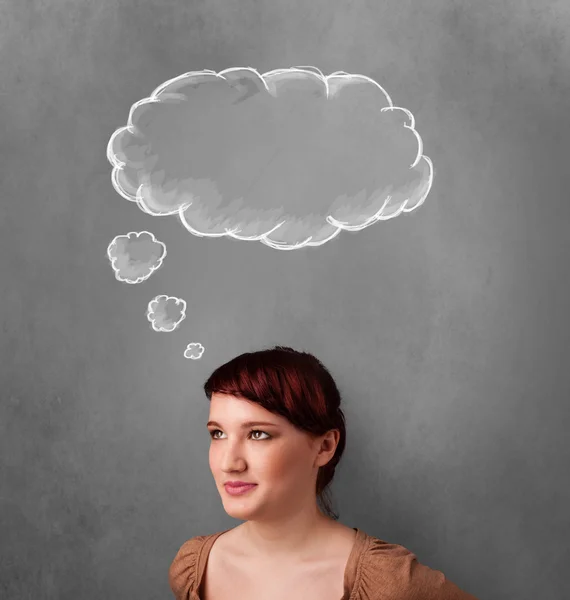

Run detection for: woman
[[169, 346, 478, 599]]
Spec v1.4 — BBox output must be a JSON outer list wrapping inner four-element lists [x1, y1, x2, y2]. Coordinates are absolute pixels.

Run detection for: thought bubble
[[146, 295, 187, 332], [107, 66, 433, 250], [107, 231, 167, 283]]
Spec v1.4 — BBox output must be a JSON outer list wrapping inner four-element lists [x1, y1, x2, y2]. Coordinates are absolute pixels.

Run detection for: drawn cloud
[[146, 294, 187, 332], [184, 342, 205, 360], [107, 66, 433, 250], [107, 231, 167, 283]]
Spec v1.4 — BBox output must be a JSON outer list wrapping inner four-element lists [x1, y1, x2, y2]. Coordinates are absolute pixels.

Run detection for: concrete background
[[2, 0, 569, 598]]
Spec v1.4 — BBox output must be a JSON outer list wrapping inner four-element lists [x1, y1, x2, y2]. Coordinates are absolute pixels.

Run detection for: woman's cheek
[[256, 443, 288, 477]]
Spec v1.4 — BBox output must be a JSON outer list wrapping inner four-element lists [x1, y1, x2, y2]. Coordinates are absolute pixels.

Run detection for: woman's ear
[[314, 429, 340, 467]]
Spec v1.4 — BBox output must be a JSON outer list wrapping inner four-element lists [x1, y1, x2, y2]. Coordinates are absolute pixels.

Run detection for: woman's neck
[[238, 508, 336, 562]]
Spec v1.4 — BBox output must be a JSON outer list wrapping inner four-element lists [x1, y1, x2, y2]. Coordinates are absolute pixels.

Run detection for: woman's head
[[203, 345, 346, 521]]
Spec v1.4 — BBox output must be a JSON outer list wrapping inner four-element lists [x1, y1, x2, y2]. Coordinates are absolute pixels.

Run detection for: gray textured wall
[[2, 1, 570, 598]]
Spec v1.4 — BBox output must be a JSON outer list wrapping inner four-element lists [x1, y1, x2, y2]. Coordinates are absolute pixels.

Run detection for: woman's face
[[207, 393, 333, 521]]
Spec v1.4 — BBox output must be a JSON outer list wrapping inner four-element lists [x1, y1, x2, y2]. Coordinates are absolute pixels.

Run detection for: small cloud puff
[[184, 342, 205, 360], [146, 294, 186, 332], [107, 231, 166, 284]]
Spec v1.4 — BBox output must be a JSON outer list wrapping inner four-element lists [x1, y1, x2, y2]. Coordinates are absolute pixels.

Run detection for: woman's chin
[[221, 491, 263, 516], [223, 501, 259, 518]]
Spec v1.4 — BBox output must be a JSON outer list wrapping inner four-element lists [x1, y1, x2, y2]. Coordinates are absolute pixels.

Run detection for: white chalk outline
[[146, 294, 187, 332], [106, 230, 167, 284], [183, 342, 205, 360], [107, 66, 433, 250]]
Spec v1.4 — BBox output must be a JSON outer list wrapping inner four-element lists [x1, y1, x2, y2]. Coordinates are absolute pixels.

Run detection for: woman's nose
[[220, 442, 246, 470]]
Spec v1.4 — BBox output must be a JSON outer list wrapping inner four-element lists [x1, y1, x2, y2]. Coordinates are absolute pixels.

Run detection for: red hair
[[203, 345, 347, 520]]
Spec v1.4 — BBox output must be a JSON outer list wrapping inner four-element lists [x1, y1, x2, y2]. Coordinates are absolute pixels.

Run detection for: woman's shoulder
[[357, 532, 479, 599], [168, 530, 226, 599]]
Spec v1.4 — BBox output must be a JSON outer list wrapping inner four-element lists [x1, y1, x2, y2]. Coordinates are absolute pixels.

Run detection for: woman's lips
[[224, 483, 258, 496]]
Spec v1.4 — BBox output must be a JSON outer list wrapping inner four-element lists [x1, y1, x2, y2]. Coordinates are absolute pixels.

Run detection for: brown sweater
[[169, 527, 479, 599]]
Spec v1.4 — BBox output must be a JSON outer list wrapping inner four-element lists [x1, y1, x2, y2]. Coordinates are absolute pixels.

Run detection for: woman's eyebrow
[[206, 420, 280, 428]]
